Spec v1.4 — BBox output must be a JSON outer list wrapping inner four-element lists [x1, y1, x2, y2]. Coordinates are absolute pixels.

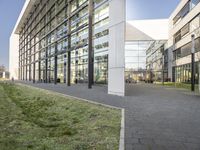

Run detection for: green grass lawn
[[0, 82, 121, 150], [155, 82, 199, 91]]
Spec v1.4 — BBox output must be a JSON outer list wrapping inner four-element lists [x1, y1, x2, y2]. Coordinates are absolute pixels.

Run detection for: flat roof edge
[[12, 0, 38, 35]]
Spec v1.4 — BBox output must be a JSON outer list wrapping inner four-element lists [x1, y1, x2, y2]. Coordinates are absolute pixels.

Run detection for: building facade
[[10, 0, 126, 96], [125, 20, 169, 83], [10, 0, 200, 96], [168, 0, 200, 84]]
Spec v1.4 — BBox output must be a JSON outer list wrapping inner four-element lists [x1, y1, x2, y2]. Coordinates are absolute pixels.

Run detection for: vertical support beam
[[26, 43, 28, 81], [64, 54, 67, 83], [29, 47, 31, 81], [38, 60, 41, 82], [18, 40, 21, 80], [67, 1, 71, 86], [29, 39, 31, 81], [33, 37, 36, 83], [54, 43, 58, 84], [168, 46, 174, 82], [23, 45, 25, 80], [33, 51, 36, 83], [88, 0, 93, 89], [67, 51, 71, 86], [108, 0, 126, 96], [162, 45, 165, 86], [191, 34, 195, 91], [191, 53, 195, 91], [45, 48, 48, 83], [162, 55, 165, 85], [54, 0, 58, 85]]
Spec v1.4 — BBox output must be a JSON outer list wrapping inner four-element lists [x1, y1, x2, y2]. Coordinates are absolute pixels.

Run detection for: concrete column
[[168, 46, 174, 81], [64, 54, 67, 83], [54, 43, 58, 84], [88, 0, 93, 88], [67, 1, 71, 86], [108, 0, 126, 96], [38, 60, 41, 82]]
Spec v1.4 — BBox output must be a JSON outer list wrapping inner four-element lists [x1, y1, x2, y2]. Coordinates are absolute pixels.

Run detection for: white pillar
[[108, 0, 126, 96]]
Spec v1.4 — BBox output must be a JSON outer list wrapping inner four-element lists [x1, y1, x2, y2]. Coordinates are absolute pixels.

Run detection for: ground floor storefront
[[19, 50, 108, 85], [173, 62, 199, 85]]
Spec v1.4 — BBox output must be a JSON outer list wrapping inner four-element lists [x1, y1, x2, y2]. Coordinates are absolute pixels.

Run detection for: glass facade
[[173, 14, 200, 44], [173, 37, 200, 60], [173, 0, 200, 25], [146, 41, 168, 82], [125, 40, 167, 82], [172, 4, 200, 87], [125, 41, 150, 82], [173, 62, 199, 84], [18, 0, 109, 84]]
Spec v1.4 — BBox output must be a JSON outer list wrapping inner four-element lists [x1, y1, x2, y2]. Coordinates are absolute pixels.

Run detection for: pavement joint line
[[16, 82, 125, 150]]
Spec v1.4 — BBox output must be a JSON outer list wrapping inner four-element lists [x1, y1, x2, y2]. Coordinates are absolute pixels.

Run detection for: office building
[[10, 0, 126, 96], [168, 0, 200, 84], [125, 20, 168, 83], [10, 0, 200, 96]]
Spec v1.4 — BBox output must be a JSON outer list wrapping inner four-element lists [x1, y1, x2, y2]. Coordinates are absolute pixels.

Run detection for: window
[[71, 0, 77, 12], [181, 23, 189, 37], [78, 0, 87, 6], [173, 1, 190, 24], [174, 23, 190, 44], [191, 0, 200, 9], [94, 4, 109, 23], [181, 42, 191, 57], [57, 9, 65, 24], [173, 39, 200, 60], [190, 15, 200, 32], [174, 30, 181, 43], [195, 38, 200, 52], [94, 0, 105, 7], [57, 0, 65, 11]]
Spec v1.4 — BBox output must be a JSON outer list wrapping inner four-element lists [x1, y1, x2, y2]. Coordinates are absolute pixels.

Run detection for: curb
[[119, 109, 125, 150]]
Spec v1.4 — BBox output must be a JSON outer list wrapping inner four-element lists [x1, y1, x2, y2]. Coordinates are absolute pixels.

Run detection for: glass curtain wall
[[146, 40, 167, 82], [18, 0, 109, 84], [125, 41, 150, 82], [125, 40, 167, 83], [173, 62, 199, 85]]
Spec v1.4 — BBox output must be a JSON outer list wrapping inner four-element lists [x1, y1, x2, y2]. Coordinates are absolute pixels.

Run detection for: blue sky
[[0, 0, 25, 69], [0, 0, 180, 69], [126, 0, 180, 20]]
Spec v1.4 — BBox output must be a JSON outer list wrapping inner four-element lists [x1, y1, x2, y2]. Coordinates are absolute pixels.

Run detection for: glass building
[[125, 41, 152, 82], [10, 0, 126, 96], [11, 0, 200, 96], [146, 40, 168, 82], [125, 20, 169, 83], [17, 0, 109, 85], [125, 40, 168, 83]]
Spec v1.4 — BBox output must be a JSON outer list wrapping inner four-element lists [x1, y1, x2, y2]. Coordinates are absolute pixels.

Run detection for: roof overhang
[[126, 19, 169, 41], [13, 0, 39, 34]]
